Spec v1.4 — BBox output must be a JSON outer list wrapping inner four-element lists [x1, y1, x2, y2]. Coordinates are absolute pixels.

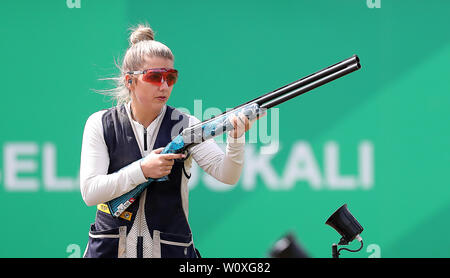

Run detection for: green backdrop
[[0, 0, 449, 258]]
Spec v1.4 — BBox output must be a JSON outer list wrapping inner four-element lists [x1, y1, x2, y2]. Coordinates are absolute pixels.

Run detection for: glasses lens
[[141, 69, 178, 86], [165, 72, 178, 86], [143, 72, 163, 85]]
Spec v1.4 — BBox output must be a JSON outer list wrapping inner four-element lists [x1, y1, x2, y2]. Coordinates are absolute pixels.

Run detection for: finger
[[158, 159, 174, 167], [236, 113, 249, 131], [165, 160, 175, 167], [229, 114, 243, 138], [238, 113, 247, 125], [239, 113, 250, 129], [160, 153, 186, 160], [156, 171, 171, 178], [228, 114, 236, 127], [152, 147, 165, 154], [162, 165, 173, 171], [232, 113, 244, 127]]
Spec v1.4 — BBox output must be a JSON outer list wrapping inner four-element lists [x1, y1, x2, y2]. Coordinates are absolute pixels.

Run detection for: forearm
[[80, 160, 146, 206]]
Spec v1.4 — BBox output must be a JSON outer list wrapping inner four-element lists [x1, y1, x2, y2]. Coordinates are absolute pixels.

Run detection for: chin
[[151, 102, 166, 111]]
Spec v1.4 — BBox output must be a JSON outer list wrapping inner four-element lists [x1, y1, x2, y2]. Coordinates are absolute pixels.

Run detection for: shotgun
[[107, 55, 361, 217]]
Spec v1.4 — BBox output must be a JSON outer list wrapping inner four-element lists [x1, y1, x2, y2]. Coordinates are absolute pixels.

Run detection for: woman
[[80, 24, 259, 258]]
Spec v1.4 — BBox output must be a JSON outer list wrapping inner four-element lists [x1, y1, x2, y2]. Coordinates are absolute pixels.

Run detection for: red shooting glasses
[[127, 68, 178, 87]]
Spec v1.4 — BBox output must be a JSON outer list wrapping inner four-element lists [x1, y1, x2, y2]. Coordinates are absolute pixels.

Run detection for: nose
[[159, 78, 169, 90]]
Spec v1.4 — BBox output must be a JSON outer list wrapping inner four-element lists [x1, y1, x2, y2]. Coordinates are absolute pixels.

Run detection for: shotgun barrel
[[254, 55, 360, 108], [185, 55, 360, 130]]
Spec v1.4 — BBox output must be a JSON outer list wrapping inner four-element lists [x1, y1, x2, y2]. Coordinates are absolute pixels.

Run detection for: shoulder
[[84, 109, 108, 127], [82, 108, 113, 136], [85, 104, 127, 128]]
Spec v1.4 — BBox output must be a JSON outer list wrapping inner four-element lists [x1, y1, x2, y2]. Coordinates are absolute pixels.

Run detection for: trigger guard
[[175, 150, 191, 162]]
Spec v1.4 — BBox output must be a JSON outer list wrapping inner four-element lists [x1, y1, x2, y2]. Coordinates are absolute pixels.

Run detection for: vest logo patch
[[97, 203, 132, 221]]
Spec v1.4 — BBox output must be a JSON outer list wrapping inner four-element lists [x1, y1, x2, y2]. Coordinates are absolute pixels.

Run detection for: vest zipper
[[143, 127, 147, 151], [139, 126, 149, 257]]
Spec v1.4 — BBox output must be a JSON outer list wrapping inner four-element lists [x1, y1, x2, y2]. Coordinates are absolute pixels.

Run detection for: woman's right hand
[[140, 147, 186, 179]]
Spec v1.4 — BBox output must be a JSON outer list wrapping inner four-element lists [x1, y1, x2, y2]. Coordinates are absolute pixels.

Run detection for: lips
[[156, 96, 167, 101]]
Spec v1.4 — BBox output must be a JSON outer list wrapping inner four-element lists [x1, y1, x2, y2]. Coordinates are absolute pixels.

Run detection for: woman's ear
[[125, 75, 133, 90]]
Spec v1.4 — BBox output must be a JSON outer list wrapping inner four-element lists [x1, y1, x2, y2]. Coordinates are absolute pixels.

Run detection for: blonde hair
[[98, 23, 175, 106]]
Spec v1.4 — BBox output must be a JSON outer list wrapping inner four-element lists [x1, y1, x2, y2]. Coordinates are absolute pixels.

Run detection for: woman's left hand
[[229, 111, 266, 139]]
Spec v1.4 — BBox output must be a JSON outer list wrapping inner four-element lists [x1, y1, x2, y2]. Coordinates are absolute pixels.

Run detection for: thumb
[[152, 147, 165, 154]]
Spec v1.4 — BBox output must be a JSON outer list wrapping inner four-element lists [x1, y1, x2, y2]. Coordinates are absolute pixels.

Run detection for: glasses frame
[[126, 68, 178, 87]]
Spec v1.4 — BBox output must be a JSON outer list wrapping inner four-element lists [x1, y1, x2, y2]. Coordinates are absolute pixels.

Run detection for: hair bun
[[129, 24, 155, 46]]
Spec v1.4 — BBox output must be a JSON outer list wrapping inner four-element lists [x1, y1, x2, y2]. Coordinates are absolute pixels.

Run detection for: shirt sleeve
[[188, 115, 245, 185], [79, 111, 147, 206]]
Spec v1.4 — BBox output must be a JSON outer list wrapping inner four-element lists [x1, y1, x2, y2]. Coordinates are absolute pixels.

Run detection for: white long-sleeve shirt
[[80, 102, 245, 258], [80, 102, 245, 207]]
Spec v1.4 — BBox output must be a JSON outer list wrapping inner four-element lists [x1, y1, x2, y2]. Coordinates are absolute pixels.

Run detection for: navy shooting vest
[[84, 104, 198, 258]]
